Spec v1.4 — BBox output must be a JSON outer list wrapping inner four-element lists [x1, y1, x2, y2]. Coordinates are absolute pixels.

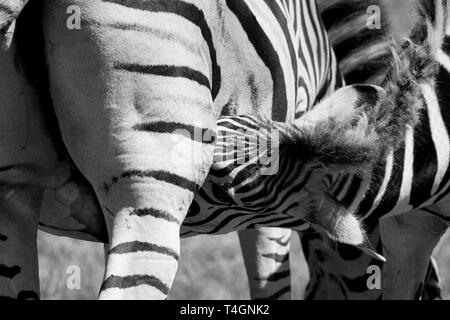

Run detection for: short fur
[[364, 0, 447, 152], [317, 0, 393, 85], [279, 117, 377, 170]]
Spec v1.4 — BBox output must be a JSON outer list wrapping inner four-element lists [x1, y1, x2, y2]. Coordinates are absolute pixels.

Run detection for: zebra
[[3, 0, 438, 300], [0, 0, 355, 299], [0, 0, 428, 300], [41, 85, 400, 299], [301, 0, 450, 299], [36, 71, 428, 300]]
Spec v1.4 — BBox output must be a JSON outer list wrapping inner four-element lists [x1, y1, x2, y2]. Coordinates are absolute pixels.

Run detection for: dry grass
[[38, 230, 450, 299], [37, 231, 308, 300], [35, 230, 313, 300]]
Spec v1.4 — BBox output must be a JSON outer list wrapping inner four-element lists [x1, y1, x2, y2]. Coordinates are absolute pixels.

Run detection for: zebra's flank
[[317, 0, 392, 85]]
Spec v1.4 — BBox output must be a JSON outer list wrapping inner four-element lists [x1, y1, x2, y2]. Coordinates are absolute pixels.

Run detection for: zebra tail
[[317, 0, 393, 85]]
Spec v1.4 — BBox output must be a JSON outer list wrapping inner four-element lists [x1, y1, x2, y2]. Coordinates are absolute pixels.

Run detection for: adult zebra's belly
[[38, 163, 310, 242], [181, 178, 311, 236]]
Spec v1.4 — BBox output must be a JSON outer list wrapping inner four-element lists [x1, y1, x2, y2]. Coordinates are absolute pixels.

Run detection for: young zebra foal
[[40, 80, 420, 298], [33, 82, 401, 301]]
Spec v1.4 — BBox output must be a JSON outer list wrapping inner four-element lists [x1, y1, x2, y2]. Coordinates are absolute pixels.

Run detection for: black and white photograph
[[1, 0, 450, 305]]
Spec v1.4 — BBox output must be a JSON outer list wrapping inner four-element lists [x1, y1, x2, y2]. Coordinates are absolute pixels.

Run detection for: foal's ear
[[297, 84, 385, 126], [306, 188, 385, 261]]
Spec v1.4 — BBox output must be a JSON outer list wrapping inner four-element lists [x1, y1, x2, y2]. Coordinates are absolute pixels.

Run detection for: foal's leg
[[239, 228, 291, 300]]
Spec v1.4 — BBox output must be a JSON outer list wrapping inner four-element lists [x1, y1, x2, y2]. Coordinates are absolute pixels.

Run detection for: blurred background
[[38, 0, 450, 299]]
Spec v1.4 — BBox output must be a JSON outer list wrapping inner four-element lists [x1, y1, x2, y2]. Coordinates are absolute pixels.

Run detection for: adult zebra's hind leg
[[300, 223, 443, 300], [380, 209, 448, 300], [239, 228, 291, 300], [43, 0, 217, 299], [300, 227, 384, 300]]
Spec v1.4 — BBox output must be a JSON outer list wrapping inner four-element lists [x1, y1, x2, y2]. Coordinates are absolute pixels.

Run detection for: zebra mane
[[367, 0, 448, 151], [214, 113, 378, 174], [317, 0, 393, 85]]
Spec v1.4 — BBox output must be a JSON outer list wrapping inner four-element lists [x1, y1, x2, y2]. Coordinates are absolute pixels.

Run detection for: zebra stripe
[[115, 63, 212, 90], [362, 150, 394, 220], [423, 83, 450, 195], [105, 0, 221, 99], [0, 264, 21, 279], [226, 0, 291, 121], [101, 275, 170, 294], [109, 241, 180, 260]]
